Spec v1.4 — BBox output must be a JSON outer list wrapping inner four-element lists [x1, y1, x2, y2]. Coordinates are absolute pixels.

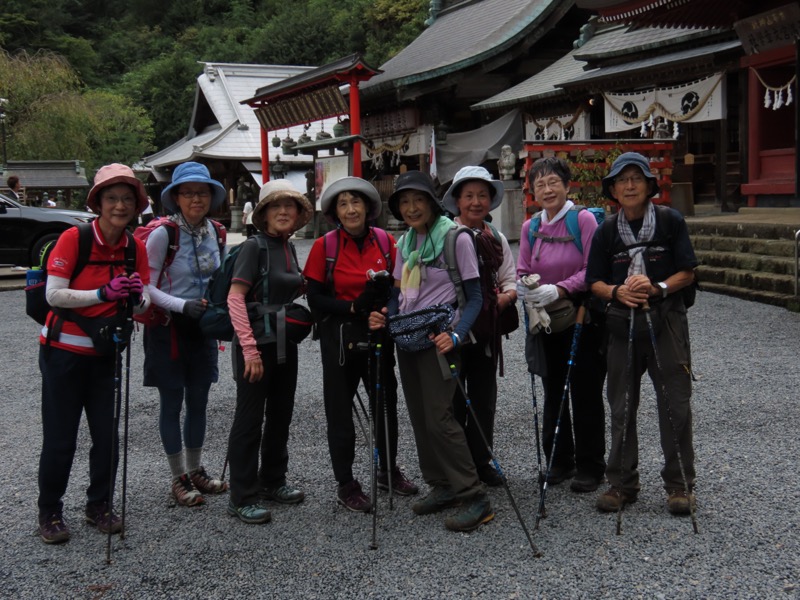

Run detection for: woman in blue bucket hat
[[143, 161, 229, 508]]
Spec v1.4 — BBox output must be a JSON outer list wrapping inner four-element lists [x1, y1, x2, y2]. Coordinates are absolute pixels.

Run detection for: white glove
[[527, 305, 551, 334], [527, 284, 559, 308]]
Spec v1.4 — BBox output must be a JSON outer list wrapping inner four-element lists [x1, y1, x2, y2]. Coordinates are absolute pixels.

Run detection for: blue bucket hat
[[161, 162, 227, 214], [602, 152, 659, 201], [442, 166, 505, 216]]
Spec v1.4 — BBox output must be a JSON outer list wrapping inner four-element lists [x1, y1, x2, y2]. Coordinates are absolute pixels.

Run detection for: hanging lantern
[[316, 126, 332, 141], [271, 134, 281, 148], [281, 133, 297, 155], [297, 131, 312, 146], [332, 119, 346, 138]]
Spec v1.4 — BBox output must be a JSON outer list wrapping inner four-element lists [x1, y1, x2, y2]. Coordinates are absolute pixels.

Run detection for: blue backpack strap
[[528, 206, 585, 255], [564, 206, 584, 254]]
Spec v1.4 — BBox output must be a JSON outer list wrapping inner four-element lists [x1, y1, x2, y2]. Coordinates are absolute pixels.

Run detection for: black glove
[[183, 299, 207, 320], [352, 288, 378, 315], [365, 274, 393, 305]]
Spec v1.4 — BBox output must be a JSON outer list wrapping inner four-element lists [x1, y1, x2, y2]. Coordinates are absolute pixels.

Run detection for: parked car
[[0, 193, 96, 267]]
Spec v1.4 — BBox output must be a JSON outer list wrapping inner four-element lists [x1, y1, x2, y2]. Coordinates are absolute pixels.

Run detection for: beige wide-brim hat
[[251, 180, 314, 233]]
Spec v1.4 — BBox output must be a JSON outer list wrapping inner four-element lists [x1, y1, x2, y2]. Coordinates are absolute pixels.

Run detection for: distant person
[[139, 197, 155, 226], [7, 175, 22, 201], [242, 199, 255, 238]]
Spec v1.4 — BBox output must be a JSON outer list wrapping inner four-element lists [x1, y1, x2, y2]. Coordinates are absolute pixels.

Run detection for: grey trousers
[[604, 307, 696, 493], [397, 346, 483, 500]]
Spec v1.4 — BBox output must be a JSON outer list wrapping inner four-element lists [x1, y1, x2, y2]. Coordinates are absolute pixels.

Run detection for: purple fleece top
[[516, 209, 598, 295]]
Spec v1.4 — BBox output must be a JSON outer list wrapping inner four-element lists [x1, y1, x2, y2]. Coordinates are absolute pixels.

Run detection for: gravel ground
[[1, 238, 798, 599]]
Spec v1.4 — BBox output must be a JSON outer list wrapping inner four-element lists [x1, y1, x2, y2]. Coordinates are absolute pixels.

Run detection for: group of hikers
[[34, 151, 698, 546]]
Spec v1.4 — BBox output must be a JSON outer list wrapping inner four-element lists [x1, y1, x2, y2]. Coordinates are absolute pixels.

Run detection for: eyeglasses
[[102, 196, 136, 206], [614, 174, 646, 186], [178, 191, 212, 200], [532, 178, 565, 192]]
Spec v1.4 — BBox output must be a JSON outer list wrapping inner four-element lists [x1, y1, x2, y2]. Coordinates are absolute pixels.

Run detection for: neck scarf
[[399, 215, 455, 303], [170, 212, 210, 241], [542, 199, 575, 225], [617, 201, 656, 278]]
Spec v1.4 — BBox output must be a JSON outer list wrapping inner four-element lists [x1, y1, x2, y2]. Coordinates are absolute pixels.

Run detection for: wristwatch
[[657, 281, 668, 298]]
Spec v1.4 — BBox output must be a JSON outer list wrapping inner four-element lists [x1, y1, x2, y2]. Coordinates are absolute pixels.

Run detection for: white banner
[[525, 110, 590, 140], [604, 73, 726, 133]]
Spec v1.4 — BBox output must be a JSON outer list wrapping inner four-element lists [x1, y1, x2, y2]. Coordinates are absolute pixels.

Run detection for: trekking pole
[[106, 324, 125, 564], [120, 294, 137, 539], [367, 330, 379, 551], [446, 359, 542, 557], [353, 390, 370, 446], [529, 372, 546, 516], [616, 307, 636, 536], [536, 306, 586, 529], [520, 276, 546, 509], [120, 333, 131, 539], [375, 339, 393, 509], [643, 305, 699, 534]]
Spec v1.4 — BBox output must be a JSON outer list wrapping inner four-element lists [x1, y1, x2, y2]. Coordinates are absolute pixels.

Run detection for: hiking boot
[[337, 480, 372, 513], [477, 463, 503, 487], [411, 486, 459, 516], [39, 511, 70, 544], [85, 502, 122, 534], [667, 489, 696, 515], [227, 500, 271, 524], [444, 493, 495, 532], [546, 466, 576, 485], [172, 474, 205, 507], [190, 467, 228, 495], [377, 467, 419, 496], [259, 484, 305, 505], [570, 473, 603, 494], [596, 486, 638, 512]]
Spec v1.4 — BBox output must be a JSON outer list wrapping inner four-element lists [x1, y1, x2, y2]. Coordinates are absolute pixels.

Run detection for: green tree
[[0, 49, 154, 171]]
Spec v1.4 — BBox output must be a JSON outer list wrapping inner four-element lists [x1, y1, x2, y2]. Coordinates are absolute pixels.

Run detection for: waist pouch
[[605, 303, 665, 341], [545, 298, 577, 334], [49, 309, 131, 356], [388, 304, 455, 353], [250, 302, 313, 364]]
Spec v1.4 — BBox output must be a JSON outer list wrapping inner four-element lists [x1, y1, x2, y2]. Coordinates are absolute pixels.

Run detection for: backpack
[[527, 205, 605, 254], [25, 223, 136, 326], [133, 217, 226, 326], [323, 227, 393, 286], [442, 223, 519, 372], [198, 234, 311, 358]]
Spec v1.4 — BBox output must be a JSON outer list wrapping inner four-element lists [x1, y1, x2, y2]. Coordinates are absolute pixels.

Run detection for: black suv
[[0, 193, 96, 267]]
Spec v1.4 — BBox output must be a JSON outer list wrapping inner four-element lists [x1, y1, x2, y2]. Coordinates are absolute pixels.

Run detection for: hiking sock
[[186, 447, 202, 473], [167, 450, 187, 480]]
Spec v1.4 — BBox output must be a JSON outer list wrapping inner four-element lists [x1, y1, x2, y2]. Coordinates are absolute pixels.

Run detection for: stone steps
[[687, 219, 800, 311]]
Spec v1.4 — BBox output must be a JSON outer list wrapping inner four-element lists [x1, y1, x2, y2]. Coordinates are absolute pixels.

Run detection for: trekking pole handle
[[367, 269, 390, 281], [576, 305, 586, 325]]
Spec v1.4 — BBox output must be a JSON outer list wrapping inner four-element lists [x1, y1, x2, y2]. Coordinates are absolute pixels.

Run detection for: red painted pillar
[[349, 74, 362, 178], [747, 68, 760, 207], [261, 127, 270, 183]]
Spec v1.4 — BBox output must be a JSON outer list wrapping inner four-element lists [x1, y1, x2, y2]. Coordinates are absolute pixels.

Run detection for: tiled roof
[[473, 23, 731, 109], [562, 38, 741, 87], [144, 62, 342, 170], [362, 0, 563, 95], [4, 161, 89, 188]]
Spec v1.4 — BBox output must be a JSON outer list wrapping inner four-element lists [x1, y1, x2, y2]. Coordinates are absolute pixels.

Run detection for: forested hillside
[[0, 0, 427, 174]]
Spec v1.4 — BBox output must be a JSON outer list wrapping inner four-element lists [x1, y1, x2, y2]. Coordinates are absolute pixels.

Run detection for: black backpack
[[26, 223, 136, 326]]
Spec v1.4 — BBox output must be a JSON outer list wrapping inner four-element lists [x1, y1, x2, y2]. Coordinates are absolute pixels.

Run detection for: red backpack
[[133, 217, 226, 326]]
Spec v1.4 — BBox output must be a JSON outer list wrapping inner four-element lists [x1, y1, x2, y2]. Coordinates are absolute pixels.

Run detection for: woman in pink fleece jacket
[[517, 156, 607, 495]]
